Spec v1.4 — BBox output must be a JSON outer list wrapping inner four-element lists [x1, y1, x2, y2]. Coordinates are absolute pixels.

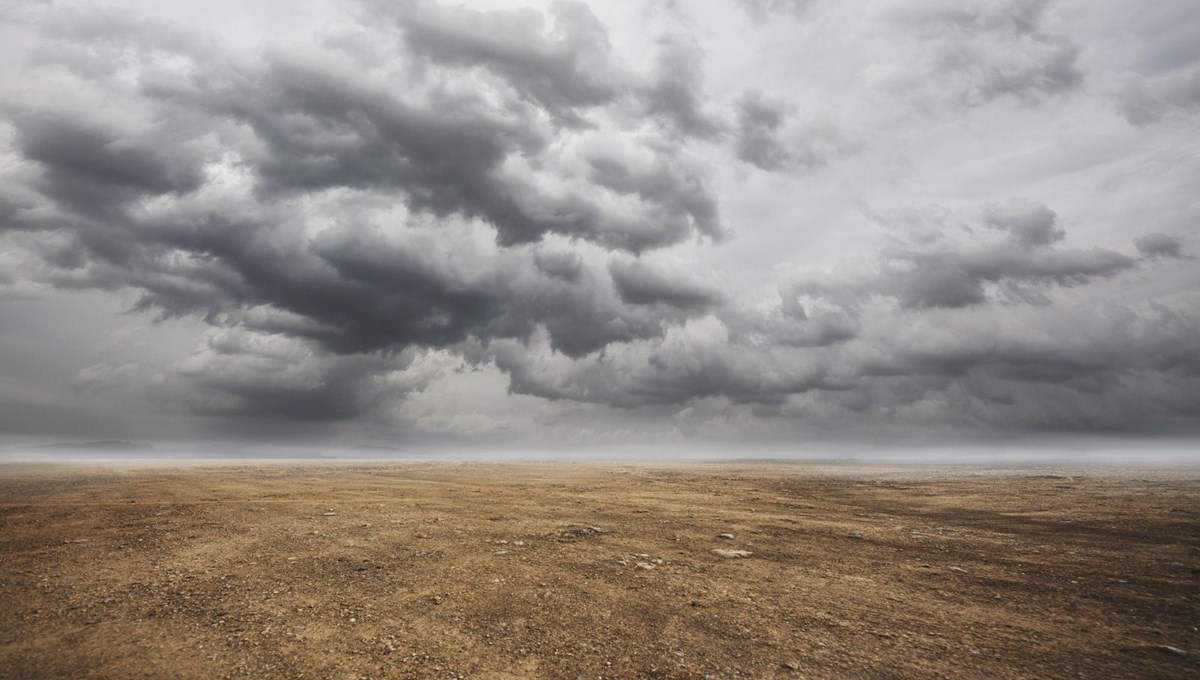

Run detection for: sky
[[0, 0, 1198, 457]]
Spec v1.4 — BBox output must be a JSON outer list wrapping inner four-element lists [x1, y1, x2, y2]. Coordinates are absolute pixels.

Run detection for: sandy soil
[[1, 461, 1197, 679]]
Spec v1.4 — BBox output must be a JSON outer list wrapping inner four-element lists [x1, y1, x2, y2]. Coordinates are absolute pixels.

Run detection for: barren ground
[[1, 461, 1197, 679]]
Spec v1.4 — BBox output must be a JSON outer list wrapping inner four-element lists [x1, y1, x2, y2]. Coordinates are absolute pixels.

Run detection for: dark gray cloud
[[1117, 67, 1200, 126], [639, 34, 726, 140], [493, 318, 832, 408], [733, 90, 847, 172], [0, 0, 1197, 446], [0, 3, 732, 356], [793, 202, 1139, 310], [9, 112, 207, 220], [733, 90, 790, 170], [386, 0, 622, 126], [744, 296, 859, 348], [0, 1, 747, 427], [585, 147, 725, 242], [533, 249, 584, 282], [146, 56, 690, 250], [479, 198, 1196, 434], [609, 258, 723, 310], [1134, 233, 1187, 259], [981, 200, 1064, 247], [176, 331, 403, 420]]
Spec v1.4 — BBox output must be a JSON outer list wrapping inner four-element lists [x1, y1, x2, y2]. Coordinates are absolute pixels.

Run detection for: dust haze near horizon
[[1, 0, 1198, 459]]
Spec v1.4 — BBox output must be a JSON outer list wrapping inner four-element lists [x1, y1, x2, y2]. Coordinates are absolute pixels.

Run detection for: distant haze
[[0, 0, 1198, 458]]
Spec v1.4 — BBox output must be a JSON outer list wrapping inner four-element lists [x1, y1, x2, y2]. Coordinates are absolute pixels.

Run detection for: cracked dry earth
[[1, 462, 1197, 679]]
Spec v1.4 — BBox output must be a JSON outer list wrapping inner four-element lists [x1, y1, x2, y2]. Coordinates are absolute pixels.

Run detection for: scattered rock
[[782, 661, 799, 670], [712, 548, 752, 558], [635, 562, 655, 571], [718, 533, 735, 540], [559, 525, 607, 538]]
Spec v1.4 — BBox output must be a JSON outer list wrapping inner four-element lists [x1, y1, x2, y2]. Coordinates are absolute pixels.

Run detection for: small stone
[[559, 525, 606, 538], [322, 511, 337, 517], [492, 550, 509, 555], [718, 533, 735, 540], [948, 566, 968, 574], [782, 661, 799, 670], [712, 548, 752, 558], [1153, 645, 1187, 657], [635, 562, 655, 571]]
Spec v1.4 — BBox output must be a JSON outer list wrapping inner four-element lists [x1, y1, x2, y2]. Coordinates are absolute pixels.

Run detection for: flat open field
[[1, 462, 1197, 679]]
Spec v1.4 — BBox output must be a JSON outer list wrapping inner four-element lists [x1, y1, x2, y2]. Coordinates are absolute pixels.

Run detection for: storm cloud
[[0, 0, 1197, 450]]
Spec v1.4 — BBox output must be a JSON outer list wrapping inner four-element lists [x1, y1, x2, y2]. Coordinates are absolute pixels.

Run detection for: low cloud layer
[[0, 0, 1197, 450]]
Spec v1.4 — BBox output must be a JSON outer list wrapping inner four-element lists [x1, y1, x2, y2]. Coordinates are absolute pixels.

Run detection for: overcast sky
[[0, 0, 1197, 456]]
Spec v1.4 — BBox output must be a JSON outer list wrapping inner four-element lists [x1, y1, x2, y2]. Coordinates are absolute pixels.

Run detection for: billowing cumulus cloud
[[733, 90, 848, 172], [387, 0, 622, 126], [787, 202, 1140, 310], [610, 257, 723, 310], [0, 0, 1197, 450], [640, 33, 727, 140], [1134, 233, 1188, 260]]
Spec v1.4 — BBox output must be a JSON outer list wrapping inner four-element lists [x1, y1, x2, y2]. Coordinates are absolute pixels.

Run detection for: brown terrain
[[1, 461, 1197, 679]]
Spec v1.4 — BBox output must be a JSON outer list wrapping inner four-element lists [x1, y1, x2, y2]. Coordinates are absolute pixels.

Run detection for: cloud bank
[[0, 0, 1197, 450]]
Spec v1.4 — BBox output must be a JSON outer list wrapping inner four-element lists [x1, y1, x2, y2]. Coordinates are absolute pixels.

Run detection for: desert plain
[[0, 461, 1197, 679]]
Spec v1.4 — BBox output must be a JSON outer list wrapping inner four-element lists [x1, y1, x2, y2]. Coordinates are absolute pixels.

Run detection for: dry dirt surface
[[1, 461, 1197, 680]]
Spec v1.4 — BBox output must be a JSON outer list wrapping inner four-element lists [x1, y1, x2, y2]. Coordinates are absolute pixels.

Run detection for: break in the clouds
[[0, 0, 1197, 451]]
